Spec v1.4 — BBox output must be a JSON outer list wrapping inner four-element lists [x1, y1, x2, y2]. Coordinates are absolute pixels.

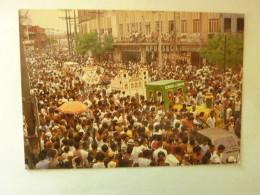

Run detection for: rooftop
[[146, 80, 183, 86]]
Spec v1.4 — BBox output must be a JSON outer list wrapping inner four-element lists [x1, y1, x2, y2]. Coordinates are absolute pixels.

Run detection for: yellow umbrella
[[58, 101, 88, 114]]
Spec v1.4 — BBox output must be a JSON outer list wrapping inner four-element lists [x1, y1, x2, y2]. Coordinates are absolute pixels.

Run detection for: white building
[[110, 67, 149, 101]]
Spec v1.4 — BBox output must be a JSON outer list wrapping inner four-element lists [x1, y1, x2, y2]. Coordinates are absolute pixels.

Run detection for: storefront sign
[[165, 82, 184, 89], [120, 45, 141, 52], [146, 45, 175, 52]]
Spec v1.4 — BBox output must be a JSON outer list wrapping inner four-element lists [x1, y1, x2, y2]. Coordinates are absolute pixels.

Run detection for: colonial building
[[220, 13, 244, 34], [78, 10, 244, 65]]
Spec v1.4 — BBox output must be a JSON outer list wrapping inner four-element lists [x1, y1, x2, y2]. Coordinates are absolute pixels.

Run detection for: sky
[[22, 9, 78, 35]]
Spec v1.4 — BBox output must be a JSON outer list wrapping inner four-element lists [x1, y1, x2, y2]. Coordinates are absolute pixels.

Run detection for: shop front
[[113, 42, 203, 66], [117, 45, 142, 62]]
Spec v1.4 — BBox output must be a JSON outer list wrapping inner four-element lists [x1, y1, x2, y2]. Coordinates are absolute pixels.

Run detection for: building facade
[[78, 10, 244, 65], [221, 13, 244, 34], [28, 26, 47, 52]]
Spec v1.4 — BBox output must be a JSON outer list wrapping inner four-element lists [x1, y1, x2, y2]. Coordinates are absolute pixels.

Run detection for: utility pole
[[74, 10, 78, 47], [158, 12, 162, 71], [224, 34, 227, 74], [60, 10, 79, 56], [68, 10, 73, 56], [199, 12, 202, 69], [65, 10, 71, 55], [19, 11, 38, 168], [97, 10, 101, 43], [74, 10, 78, 35]]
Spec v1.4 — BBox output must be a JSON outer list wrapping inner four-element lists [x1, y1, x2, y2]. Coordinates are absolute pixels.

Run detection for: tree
[[199, 33, 243, 67], [76, 32, 114, 57]]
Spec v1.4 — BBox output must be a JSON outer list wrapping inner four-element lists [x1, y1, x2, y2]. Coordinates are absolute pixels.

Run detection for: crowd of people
[[118, 30, 175, 43], [23, 50, 242, 169]]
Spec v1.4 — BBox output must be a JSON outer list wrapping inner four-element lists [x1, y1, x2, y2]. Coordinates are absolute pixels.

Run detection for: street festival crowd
[[23, 51, 242, 169]]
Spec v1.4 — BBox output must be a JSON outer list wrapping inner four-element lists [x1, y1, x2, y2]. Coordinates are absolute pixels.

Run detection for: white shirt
[[138, 158, 151, 167], [131, 146, 141, 163], [191, 111, 197, 119], [173, 119, 181, 127], [210, 151, 223, 164], [153, 147, 167, 160], [139, 145, 149, 152], [200, 144, 209, 156], [165, 154, 179, 166], [206, 117, 215, 128], [234, 101, 241, 112], [36, 159, 50, 169], [197, 92, 203, 105], [93, 162, 105, 168], [80, 149, 89, 164], [226, 108, 232, 120]]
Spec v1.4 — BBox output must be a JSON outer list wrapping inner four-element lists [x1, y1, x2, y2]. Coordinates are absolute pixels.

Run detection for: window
[[169, 20, 174, 32], [132, 23, 135, 32], [181, 20, 187, 33], [139, 82, 142, 87], [131, 83, 134, 88], [193, 19, 200, 33], [139, 22, 142, 32], [224, 18, 231, 33], [237, 18, 244, 32], [209, 19, 219, 33], [145, 23, 150, 34], [127, 23, 130, 33], [119, 24, 123, 35], [135, 82, 138, 88], [157, 91, 163, 102], [168, 90, 174, 102], [156, 21, 162, 33], [148, 91, 154, 102], [125, 84, 128, 90]]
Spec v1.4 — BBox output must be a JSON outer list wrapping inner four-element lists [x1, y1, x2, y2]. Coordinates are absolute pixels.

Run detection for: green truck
[[146, 80, 186, 110]]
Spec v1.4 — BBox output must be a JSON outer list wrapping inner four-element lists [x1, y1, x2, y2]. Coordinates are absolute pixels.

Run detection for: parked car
[[197, 128, 240, 163]]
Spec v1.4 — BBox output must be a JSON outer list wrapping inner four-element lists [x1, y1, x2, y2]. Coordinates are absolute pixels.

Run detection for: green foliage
[[102, 34, 114, 52], [199, 33, 244, 67], [76, 32, 114, 56]]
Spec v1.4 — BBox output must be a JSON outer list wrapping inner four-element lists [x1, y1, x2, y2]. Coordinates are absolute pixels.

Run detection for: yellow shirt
[[127, 130, 133, 137]]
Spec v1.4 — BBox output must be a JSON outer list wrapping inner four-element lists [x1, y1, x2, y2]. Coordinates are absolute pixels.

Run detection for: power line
[[59, 9, 78, 56]]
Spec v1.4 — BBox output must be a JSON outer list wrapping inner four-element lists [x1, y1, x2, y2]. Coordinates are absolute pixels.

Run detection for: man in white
[[137, 150, 151, 167], [36, 152, 50, 169], [79, 142, 89, 165], [226, 104, 233, 122], [206, 111, 216, 128], [153, 141, 167, 161], [93, 152, 105, 168], [234, 97, 241, 118], [165, 153, 179, 166], [211, 144, 225, 164]]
